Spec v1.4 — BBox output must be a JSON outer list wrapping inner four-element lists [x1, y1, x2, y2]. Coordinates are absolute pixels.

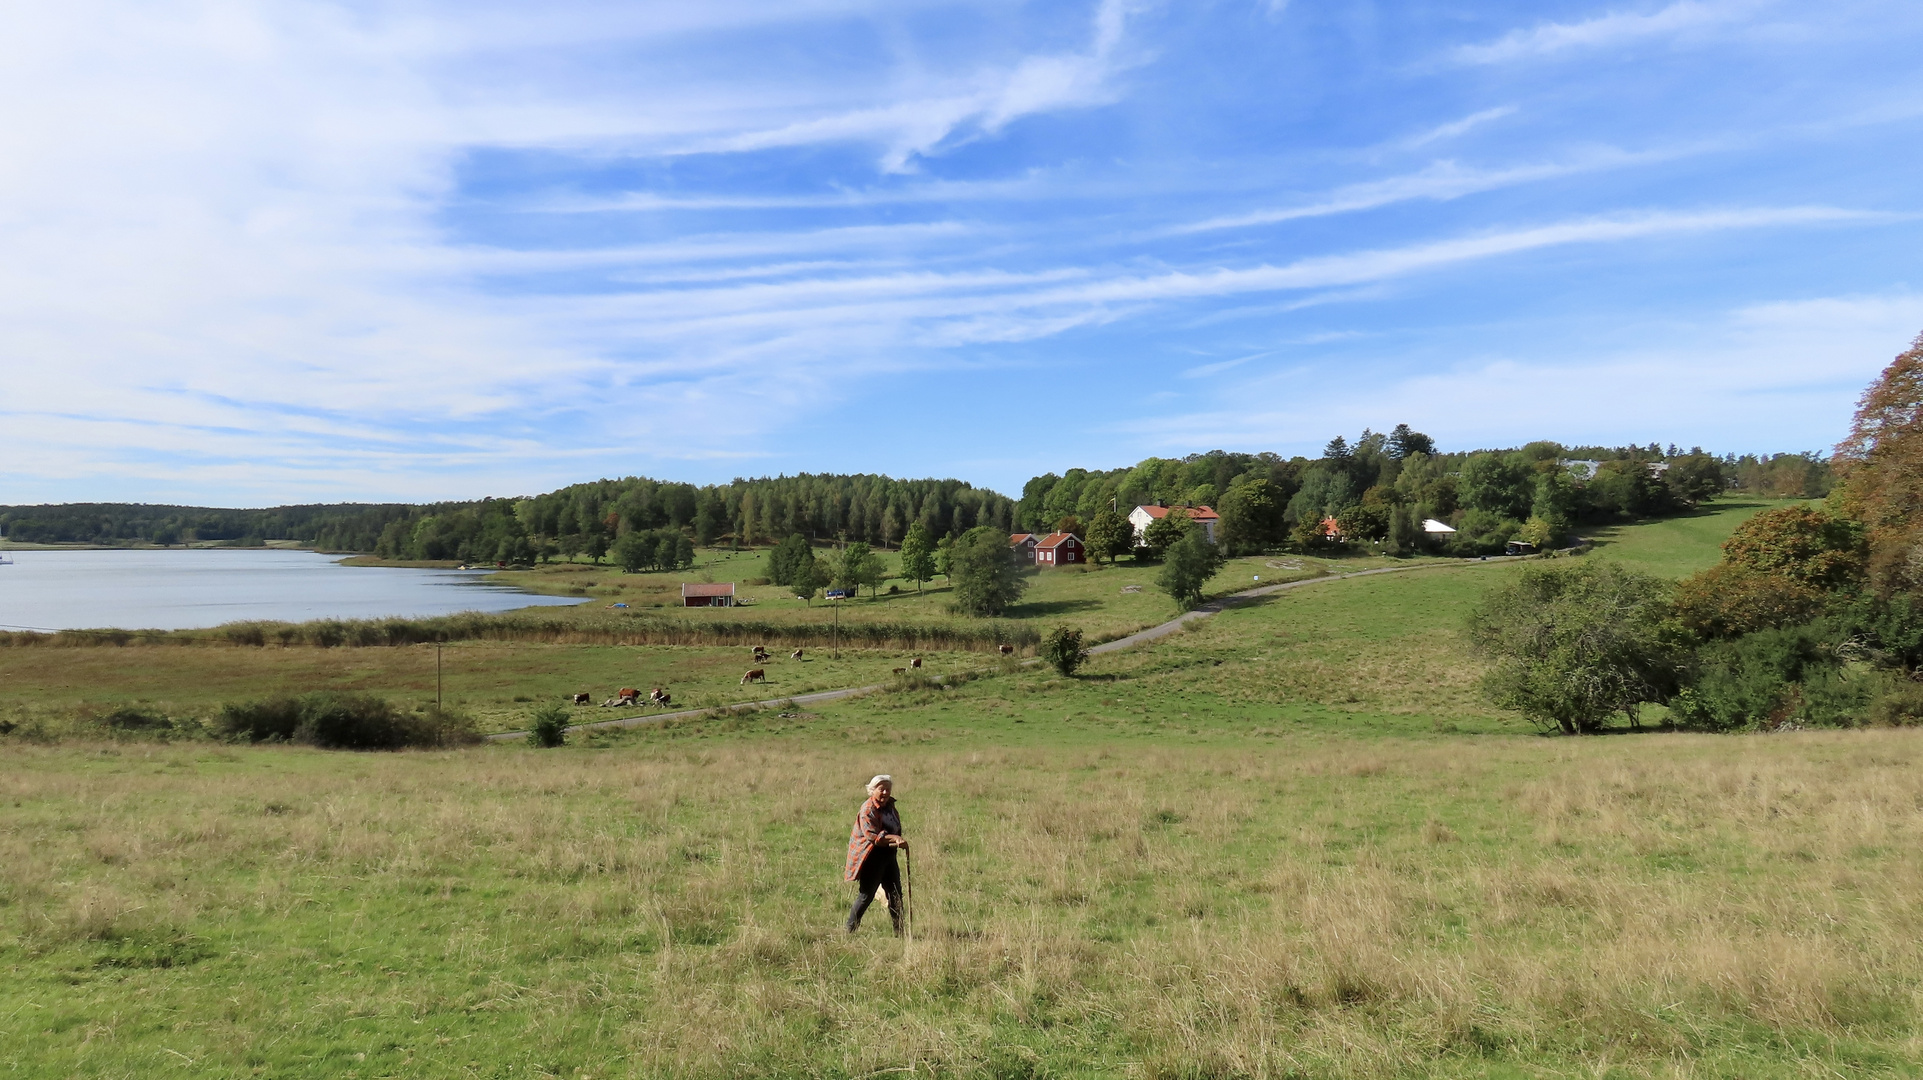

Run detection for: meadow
[[8, 498, 1914, 1078]]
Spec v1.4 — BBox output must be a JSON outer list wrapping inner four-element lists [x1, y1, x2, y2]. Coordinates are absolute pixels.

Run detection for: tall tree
[[1835, 330, 1923, 594], [1386, 423, 1435, 459], [951, 526, 1027, 616], [791, 554, 824, 604], [1141, 507, 1192, 559], [837, 542, 886, 599], [898, 522, 936, 595], [1085, 506, 1133, 564]]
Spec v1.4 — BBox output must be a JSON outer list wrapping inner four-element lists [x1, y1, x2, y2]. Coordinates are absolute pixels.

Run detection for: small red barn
[[1009, 533, 1040, 563], [1035, 532, 1084, 567], [680, 582, 736, 607]]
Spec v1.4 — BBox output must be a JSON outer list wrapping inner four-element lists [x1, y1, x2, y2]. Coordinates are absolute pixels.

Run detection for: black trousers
[[846, 852, 903, 934]]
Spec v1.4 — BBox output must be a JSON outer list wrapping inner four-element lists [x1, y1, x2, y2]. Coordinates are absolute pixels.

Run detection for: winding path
[[486, 558, 1511, 741]]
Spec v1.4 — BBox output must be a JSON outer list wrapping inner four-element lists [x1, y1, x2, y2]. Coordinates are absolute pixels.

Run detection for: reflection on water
[[0, 549, 586, 631]]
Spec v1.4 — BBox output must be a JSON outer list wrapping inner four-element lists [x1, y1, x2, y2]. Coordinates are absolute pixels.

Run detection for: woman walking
[[844, 774, 908, 935]]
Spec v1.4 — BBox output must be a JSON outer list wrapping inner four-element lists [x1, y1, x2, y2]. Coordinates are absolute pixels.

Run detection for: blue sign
[[825, 589, 848, 599]]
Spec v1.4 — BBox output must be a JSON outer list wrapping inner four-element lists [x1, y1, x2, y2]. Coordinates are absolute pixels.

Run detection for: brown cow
[[572, 692, 591, 705], [791, 648, 804, 660], [741, 668, 766, 684], [892, 668, 906, 675], [998, 644, 1015, 656], [909, 657, 922, 669], [618, 687, 640, 703]]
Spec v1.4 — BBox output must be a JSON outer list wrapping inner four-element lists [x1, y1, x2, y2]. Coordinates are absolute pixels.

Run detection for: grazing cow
[[618, 687, 640, 704], [998, 644, 1015, 656], [650, 687, 672, 708], [752, 646, 769, 658], [791, 648, 804, 660], [572, 692, 591, 705], [741, 668, 766, 684], [909, 657, 922, 669], [892, 667, 906, 675]]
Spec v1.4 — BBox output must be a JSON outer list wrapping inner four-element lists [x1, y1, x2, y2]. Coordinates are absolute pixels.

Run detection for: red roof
[[680, 582, 736, 598], [1135, 504, 1219, 521], [1035, 532, 1082, 549], [1009, 533, 1037, 545]]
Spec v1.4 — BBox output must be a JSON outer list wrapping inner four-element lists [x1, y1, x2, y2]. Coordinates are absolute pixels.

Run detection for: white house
[[1129, 504, 1219, 544]]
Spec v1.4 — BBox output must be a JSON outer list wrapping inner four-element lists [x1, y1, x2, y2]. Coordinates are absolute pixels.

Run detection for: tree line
[[1017, 426, 1812, 559], [0, 473, 1016, 567], [1469, 333, 1923, 733]]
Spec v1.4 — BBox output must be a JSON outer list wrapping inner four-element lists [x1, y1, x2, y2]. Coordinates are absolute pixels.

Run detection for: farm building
[[680, 582, 736, 607], [1035, 532, 1085, 566], [1008, 533, 1040, 563], [1127, 504, 1219, 544]]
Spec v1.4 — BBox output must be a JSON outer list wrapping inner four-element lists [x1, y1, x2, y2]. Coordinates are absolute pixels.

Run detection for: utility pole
[[436, 643, 443, 708]]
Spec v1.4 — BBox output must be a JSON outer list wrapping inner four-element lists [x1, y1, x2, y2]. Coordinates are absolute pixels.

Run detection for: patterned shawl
[[844, 794, 900, 881]]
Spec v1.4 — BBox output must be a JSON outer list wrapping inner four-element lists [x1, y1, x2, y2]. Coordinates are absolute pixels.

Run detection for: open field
[[9, 498, 1907, 1077], [5, 726, 1921, 1078]]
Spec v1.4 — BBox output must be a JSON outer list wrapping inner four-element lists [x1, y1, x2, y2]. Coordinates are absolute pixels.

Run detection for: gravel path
[[487, 558, 1510, 741]]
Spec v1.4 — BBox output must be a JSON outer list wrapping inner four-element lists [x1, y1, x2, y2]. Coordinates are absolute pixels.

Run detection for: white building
[[1128, 504, 1220, 544]]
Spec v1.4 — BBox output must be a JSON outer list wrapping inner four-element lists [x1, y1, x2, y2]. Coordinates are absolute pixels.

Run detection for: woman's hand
[[887, 835, 908, 849]]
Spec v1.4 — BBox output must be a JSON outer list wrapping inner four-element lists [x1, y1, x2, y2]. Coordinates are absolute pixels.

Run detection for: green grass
[[1581, 498, 1802, 579], [9, 500, 1913, 1078]]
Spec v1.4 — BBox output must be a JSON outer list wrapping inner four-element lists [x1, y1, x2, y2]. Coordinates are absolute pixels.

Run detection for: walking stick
[[903, 846, 914, 943]]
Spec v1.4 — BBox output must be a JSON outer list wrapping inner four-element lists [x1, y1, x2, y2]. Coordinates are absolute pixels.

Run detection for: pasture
[[8, 498, 1913, 1078]]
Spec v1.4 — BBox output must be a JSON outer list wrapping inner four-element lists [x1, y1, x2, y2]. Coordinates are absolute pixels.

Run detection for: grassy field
[[10, 498, 1913, 1078]]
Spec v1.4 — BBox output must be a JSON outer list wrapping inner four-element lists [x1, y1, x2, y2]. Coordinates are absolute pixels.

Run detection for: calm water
[[0, 549, 586, 631]]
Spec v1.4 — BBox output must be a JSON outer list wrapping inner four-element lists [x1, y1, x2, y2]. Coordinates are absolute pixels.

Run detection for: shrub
[[1447, 509, 1523, 556], [1671, 624, 1860, 730], [97, 706, 174, 732], [1674, 563, 1825, 639], [216, 693, 478, 749], [1721, 505, 1866, 591], [527, 704, 570, 748], [1467, 561, 1685, 734], [1041, 626, 1088, 677], [1869, 679, 1923, 726]]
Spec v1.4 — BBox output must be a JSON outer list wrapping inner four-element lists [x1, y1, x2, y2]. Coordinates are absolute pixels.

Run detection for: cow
[[650, 687, 673, 708], [892, 668, 906, 675], [752, 645, 770, 659], [791, 648, 804, 660], [998, 644, 1015, 656], [909, 657, 922, 669], [573, 692, 591, 705], [741, 668, 766, 684], [618, 687, 640, 704]]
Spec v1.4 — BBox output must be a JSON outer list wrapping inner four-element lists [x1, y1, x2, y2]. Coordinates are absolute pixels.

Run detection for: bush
[[1447, 509, 1523, 556], [1674, 563, 1825, 639], [1869, 679, 1923, 725], [216, 693, 478, 749], [1041, 626, 1088, 677], [1671, 623, 1862, 730], [527, 703, 570, 748], [1467, 561, 1684, 734], [97, 705, 175, 732]]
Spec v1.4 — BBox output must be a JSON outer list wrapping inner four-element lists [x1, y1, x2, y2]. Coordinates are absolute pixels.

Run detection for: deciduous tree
[[1156, 525, 1226, 610], [1085, 506, 1133, 565], [1835, 330, 1923, 594], [898, 522, 936, 595], [1467, 562, 1685, 735], [951, 526, 1027, 616]]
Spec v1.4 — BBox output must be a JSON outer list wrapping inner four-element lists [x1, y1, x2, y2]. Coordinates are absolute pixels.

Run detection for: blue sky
[[4, 0, 1921, 505]]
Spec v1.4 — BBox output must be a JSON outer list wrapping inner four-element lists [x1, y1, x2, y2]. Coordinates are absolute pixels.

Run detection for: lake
[[0, 549, 587, 631]]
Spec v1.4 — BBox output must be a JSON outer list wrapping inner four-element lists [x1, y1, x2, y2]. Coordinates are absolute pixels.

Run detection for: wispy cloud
[[1454, 0, 1758, 65], [681, 0, 1148, 172], [1402, 106, 1518, 147], [1163, 153, 1648, 235]]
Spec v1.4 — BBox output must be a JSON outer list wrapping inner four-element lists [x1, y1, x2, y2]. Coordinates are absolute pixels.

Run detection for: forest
[[0, 444, 1826, 563]]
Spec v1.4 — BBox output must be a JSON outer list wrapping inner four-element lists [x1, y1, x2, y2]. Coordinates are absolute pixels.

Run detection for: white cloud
[[1402, 106, 1519, 147], [1454, 0, 1758, 65], [1128, 290, 1923, 456]]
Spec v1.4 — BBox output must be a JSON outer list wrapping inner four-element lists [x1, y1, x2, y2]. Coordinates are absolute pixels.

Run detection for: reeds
[[0, 611, 1041, 652]]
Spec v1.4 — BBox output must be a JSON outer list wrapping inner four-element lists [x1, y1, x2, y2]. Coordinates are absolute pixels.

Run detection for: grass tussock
[[4, 731, 1921, 1076], [0, 611, 1043, 653]]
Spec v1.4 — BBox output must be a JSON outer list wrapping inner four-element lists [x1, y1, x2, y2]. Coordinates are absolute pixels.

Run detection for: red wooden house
[[1008, 533, 1040, 563], [1035, 532, 1084, 567], [680, 582, 736, 607]]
